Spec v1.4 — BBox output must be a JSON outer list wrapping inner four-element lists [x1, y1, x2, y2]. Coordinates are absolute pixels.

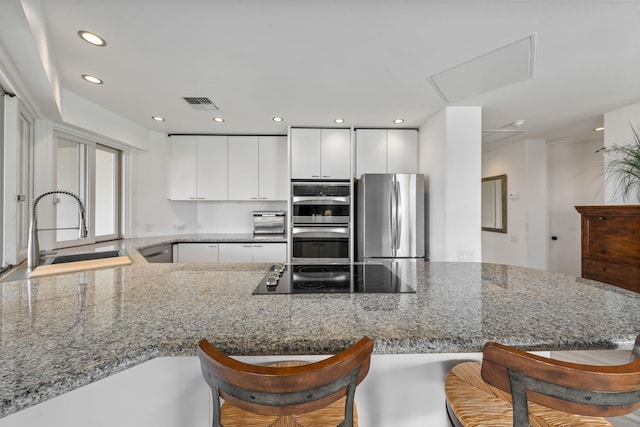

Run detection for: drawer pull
[[598, 216, 605, 220]]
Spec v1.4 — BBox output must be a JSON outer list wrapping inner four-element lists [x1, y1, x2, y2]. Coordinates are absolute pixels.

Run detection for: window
[[95, 145, 120, 240], [55, 133, 122, 248]]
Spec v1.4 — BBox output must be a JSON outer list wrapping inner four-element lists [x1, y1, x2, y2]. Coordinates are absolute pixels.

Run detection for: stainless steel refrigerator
[[357, 173, 425, 261]]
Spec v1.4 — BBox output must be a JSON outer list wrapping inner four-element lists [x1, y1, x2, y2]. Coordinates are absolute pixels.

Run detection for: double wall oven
[[291, 181, 351, 263]]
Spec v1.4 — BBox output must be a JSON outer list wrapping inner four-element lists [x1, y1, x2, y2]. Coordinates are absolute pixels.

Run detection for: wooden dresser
[[575, 205, 640, 293]]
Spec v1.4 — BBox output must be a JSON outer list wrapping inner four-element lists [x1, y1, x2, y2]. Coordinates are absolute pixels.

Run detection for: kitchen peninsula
[[1, 235, 639, 421]]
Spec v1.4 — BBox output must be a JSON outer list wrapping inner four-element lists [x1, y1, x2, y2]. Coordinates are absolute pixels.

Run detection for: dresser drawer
[[582, 258, 640, 292]]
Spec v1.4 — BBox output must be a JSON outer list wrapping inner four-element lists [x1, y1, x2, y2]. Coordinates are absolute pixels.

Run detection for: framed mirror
[[481, 174, 507, 233]]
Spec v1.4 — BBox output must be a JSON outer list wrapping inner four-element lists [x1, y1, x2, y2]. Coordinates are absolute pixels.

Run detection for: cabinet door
[[387, 129, 418, 174], [228, 136, 259, 200], [291, 128, 321, 179], [252, 243, 287, 263], [320, 129, 351, 179], [176, 243, 219, 263], [197, 136, 228, 200], [169, 136, 197, 200], [258, 136, 287, 200], [355, 129, 387, 178], [219, 243, 253, 263]]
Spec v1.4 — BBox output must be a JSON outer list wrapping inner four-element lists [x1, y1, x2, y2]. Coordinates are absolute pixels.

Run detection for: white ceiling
[[4, 1, 640, 145]]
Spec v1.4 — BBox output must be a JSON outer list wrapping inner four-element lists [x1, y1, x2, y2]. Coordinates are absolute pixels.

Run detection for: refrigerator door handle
[[389, 183, 396, 251], [395, 180, 402, 250]]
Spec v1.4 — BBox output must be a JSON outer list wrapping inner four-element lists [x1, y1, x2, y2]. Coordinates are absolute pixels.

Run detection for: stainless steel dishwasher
[[138, 244, 173, 263]]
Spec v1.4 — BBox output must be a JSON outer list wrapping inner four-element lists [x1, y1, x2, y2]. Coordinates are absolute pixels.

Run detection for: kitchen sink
[[46, 250, 125, 265]]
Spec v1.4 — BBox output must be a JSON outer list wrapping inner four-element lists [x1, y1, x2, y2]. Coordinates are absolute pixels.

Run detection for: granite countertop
[[1, 235, 639, 417]]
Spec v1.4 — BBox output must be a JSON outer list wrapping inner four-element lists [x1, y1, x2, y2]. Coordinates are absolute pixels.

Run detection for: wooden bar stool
[[445, 335, 640, 427], [196, 336, 373, 427]]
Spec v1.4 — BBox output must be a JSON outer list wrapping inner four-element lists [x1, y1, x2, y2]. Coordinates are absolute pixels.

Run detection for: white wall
[[547, 138, 604, 276], [61, 90, 151, 151], [604, 101, 640, 204], [481, 139, 548, 269], [482, 141, 527, 266], [419, 107, 482, 262]]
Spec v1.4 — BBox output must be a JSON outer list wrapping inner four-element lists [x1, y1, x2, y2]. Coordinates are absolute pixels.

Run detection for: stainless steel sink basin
[[45, 250, 125, 265]]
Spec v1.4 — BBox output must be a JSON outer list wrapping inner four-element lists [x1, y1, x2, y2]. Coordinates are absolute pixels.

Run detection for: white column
[[419, 106, 482, 262]]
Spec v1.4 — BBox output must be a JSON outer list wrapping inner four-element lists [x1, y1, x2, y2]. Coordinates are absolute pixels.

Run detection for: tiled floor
[[551, 349, 640, 427]]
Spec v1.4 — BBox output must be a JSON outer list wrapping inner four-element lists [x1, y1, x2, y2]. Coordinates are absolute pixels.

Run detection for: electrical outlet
[[144, 224, 153, 233], [457, 250, 473, 262]]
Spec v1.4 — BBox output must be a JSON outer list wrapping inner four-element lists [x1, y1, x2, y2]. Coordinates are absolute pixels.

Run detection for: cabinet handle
[[322, 175, 331, 178], [197, 197, 205, 199], [208, 245, 218, 248], [189, 197, 197, 199], [243, 245, 252, 247], [311, 175, 320, 178], [259, 197, 267, 200], [253, 245, 262, 248], [250, 197, 258, 200], [598, 216, 606, 220]]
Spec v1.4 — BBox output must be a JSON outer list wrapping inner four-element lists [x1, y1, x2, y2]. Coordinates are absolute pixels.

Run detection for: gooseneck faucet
[[27, 190, 88, 269]]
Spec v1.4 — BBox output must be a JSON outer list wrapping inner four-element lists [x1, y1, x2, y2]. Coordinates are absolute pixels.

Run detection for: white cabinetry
[[258, 136, 288, 200], [227, 136, 287, 200], [175, 242, 286, 263], [169, 136, 227, 200], [291, 128, 351, 180], [175, 243, 219, 263], [252, 243, 287, 263], [228, 136, 259, 200], [219, 243, 286, 263], [355, 129, 418, 178]]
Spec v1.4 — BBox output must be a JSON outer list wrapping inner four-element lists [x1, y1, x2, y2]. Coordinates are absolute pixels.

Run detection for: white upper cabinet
[[169, 135, 227, 200], [228, 135, 287, 200], [386, 129, 418, 174], [169, 136, 197, 200], [291, 128, 322, 179], [197, 136, 228, 200], [228, 136, 259, 200], [320, 129, 351, 179], [354, 129, 387, 176], [355, 129, 418, 177], [170, 134, 286, 201], [291, 128, 351, 180], [258, 136, 287, 200]]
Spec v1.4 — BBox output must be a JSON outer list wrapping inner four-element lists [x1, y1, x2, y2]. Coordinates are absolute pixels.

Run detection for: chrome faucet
[[27, 190, 88, 269]]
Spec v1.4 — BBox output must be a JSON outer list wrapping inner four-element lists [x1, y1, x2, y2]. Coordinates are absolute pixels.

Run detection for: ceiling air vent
[[182, 97, 220, 111]]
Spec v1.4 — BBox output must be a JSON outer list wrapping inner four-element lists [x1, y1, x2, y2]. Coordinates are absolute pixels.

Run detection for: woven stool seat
[[445, 362, 613, 427], [219, 361, 358, 427]]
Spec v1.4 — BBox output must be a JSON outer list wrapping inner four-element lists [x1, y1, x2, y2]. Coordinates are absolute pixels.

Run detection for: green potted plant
[[598, 124, 640, 202]]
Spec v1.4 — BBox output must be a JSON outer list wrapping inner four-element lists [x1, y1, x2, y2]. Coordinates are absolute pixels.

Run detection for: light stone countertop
[[0, 235, 638, 417]]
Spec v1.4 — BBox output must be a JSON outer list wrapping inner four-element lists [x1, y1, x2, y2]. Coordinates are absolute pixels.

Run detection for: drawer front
[[584, 216, 640, 263], [583, 258, 640, 292]]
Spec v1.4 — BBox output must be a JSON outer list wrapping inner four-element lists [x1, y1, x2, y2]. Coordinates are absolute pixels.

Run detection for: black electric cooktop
[[252, 263, 415, 294]]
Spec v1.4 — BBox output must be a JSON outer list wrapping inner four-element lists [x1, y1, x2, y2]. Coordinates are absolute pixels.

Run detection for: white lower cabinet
[[218, 243, 253, 263], [219, 243, 286, 263], [251, 243, 287, 263], [175, 243, 286, 263], [175, 243, 219, 263]]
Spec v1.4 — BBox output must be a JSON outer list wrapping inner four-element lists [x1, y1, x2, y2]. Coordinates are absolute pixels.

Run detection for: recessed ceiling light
[[273, 117, 283, 122], [213, 117, 224, 123], [393, 119, 404, 124], [594, 127, 605, 132], [78, 30, 107, 47], [152, 116, 165, 122], [334, 118, 345, 124], [82, 74, 103, 84]]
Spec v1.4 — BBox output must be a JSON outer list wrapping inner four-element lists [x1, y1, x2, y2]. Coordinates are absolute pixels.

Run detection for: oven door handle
[[292, 196, 350, 205], [292, 227, 350, 237]]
